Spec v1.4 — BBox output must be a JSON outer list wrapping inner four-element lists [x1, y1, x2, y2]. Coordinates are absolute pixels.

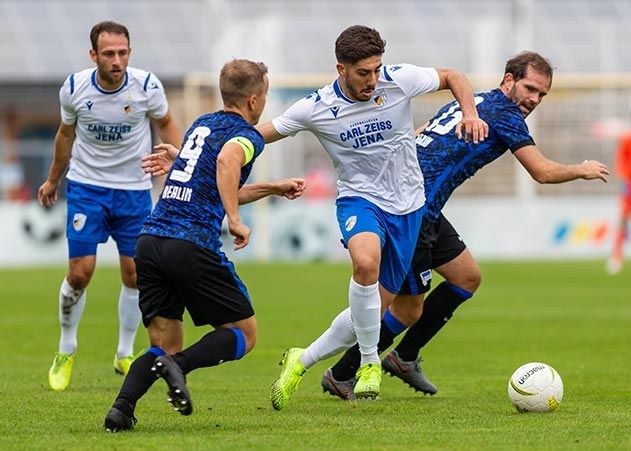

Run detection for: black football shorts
[[136, 235, 254, 327], [399, 213, 467, 295]]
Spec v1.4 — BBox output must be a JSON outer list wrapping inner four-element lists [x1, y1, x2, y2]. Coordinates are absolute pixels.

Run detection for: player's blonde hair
[[220, 59, 268, 108]]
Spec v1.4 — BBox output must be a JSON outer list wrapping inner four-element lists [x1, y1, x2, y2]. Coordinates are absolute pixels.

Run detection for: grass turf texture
[[0, 261, 630, 450]]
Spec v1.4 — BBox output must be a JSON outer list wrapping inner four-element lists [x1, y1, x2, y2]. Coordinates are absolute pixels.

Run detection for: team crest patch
[[345, 215, 357, 232], [420, 269, 432, 286], [72, 213, 87, 232], [373, 89, 387, 106]]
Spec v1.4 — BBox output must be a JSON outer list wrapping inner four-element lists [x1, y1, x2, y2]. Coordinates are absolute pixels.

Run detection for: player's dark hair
[[504, 51, 554, 86], [90, 21, 130, 51], [220, 59, 269, 107], [335, 25, 386, 64]]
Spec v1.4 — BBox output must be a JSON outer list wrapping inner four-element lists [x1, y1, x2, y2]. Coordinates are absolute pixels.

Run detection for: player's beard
[[97, 63, 125, 89]]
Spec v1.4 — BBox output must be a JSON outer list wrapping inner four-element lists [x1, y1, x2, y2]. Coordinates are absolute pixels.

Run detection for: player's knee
[[66, 270, 92, 290], [121, 272, 137, 288], [464, 266, 482, 293], [235, 317, 257, 354], [352, 255, 380, 284], [447, 266, 481, 294]]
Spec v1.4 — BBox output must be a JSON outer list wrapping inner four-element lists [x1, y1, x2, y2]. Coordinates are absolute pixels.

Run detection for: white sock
[[58, 278, 86, 355], [300, 308, 356, 369], [117, 285, 141, 358], [348, 277, 381, 365]]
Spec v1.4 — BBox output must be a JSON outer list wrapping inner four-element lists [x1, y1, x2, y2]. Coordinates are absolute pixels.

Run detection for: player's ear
[[247, 93, 257, 111], [89, 48, 97, 63], [502, 73, 515, 90], [336, 62, 346, 78]]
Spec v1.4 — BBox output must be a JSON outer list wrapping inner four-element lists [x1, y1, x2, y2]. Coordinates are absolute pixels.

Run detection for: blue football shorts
[[65, 180, 152, 258], [336, 196, 422, 294]]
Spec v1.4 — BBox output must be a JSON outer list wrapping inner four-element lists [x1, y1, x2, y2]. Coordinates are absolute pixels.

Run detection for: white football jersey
[[273, 64, 439, 214], [60, 67, 169, 190]]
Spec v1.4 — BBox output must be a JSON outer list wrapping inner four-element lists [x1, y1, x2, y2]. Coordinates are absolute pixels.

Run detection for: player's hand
[[455, 115, 489, 144], [580, 160, 610, 182], [37, 180, 58, 207], [274, 178, 306, 200], [228, 220, 250, 250], [141, 143, 180, 176]]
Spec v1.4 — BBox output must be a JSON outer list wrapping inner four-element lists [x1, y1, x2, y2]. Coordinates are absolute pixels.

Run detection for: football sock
[[395, 281, 472, 361], [348, 278, 381, 365], [301, 308, 356, 369], [172, 327, 243, 375], [115, 348, 164, 412], [330, 310, 404, 381], [117, 285, 141, 358], [58, 278, 86, 355]]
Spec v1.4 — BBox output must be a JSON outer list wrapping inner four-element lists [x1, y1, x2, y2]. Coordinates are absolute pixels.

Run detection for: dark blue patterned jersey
[[417, 88, 534, 223], [141, 111, 265, 250]]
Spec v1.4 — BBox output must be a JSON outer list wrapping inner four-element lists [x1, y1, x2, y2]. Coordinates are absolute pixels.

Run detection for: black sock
[[173, 327, 240, 375], [115, 351, 160, 414], [396, 281, 470, 361], [330, 319, 398, 381]]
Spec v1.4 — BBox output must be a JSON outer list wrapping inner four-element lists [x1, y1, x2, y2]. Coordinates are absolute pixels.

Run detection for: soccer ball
[[21, 201, 65, 244], [507, 362, 563, 413]]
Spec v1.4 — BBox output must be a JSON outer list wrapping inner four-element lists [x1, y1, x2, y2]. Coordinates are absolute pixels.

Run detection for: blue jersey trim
[[333, 79, 354, 103], [69, 74, 75, 95], [143, 72, 152, 92], [91, 69, 128, 94], [229, 327, 247, 360], [382, 65, 393, 81]]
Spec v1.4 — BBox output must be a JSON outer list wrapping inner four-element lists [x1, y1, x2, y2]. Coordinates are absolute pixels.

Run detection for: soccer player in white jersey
[[262, 25, 488, 408], [38, 21, 182, 391]]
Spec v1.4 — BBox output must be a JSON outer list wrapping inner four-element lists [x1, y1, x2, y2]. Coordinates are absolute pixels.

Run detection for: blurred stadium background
[[1, 0, 630, 266]]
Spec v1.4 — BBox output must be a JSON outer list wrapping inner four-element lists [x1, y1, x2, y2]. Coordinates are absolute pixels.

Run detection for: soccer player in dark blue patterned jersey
[[322, 51, 610, 400], [103, 59, 305, 431]]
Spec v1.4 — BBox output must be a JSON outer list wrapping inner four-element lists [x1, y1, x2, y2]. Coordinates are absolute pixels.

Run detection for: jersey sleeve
[[59, 75, 76, 125], [144, 72, 169, 119], [491, 106, 534, 152], [384, 64, 440, 98], [272, 94, 316, 137]]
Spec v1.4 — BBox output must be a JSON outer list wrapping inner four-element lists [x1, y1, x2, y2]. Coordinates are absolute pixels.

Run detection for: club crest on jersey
[[345, 215, 357, 232], [72, 213, 87, 232], [85, 100, 93, 110], [373, 89, 387, 106], [330, 106, 340, 118]]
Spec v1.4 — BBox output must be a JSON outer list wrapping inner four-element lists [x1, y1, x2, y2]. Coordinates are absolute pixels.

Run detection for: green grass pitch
[[0, 261, 630, 450]]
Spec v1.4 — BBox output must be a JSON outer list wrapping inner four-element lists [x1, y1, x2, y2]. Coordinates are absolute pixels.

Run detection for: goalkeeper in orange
[[607, 132, 631, 274]]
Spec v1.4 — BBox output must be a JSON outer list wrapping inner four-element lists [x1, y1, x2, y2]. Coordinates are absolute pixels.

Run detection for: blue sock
[[383, 309, 407, 335]]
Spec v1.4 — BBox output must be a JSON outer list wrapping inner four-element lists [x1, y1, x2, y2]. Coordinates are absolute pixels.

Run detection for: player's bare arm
[[153, 110, 183, 149], [238, 178, 306, 204], [435, 68, 489, 144], [38, 122, 76, 207], [217, 142, 250, 250], [255, 120, 286, 144], [515, 145, 609, 183]]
